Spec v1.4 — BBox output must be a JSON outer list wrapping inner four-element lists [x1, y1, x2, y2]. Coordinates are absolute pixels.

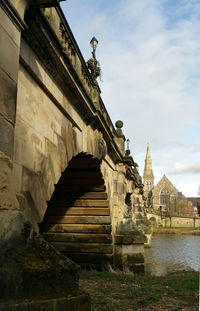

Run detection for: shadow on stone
[[0, 211, 91, 310]]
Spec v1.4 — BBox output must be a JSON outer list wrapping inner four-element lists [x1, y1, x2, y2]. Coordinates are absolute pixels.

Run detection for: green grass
[[80, 270, 199, 311]]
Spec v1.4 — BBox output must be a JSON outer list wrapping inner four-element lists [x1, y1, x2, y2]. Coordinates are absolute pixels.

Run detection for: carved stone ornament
[[87, 58, 101, 79]]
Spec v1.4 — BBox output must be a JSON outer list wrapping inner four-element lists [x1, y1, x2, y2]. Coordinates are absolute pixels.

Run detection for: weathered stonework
[[0, 4, 151, 307], [114, 220, 147, 272], [0, 152, 19, 210]]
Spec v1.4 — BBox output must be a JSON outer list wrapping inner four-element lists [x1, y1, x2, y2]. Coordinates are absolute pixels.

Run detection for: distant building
[[143, 145, 188, 216], [143, 143, 154, 202], [152, 175, 187, 215], [187, 197, 200, 216]]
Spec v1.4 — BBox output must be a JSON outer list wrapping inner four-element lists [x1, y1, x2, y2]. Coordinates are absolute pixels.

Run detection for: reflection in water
[[145, 234, 200, 276]]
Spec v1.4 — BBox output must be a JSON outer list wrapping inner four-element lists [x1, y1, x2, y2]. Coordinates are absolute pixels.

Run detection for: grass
[[80, 269, 199, 311], [155, 227, 200, 230]]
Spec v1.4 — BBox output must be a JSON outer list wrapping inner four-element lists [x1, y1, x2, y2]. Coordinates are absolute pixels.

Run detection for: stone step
[[43, 232, 112, 244], [39, 224, 111, 234], [43, 215, 111, 224], [64, 252, 113, 264], [45, 207, 110, 216], [62, 170, 102, 178], [51, 242, 113, 254], [48, 199, 109, 207], [59, 177, 104, 186], [55, 184, 106, 192], [67, 158, 100, 169], [52, 192, 108, 200]]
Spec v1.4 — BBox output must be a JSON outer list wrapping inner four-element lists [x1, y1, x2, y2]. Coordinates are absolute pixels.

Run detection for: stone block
[[12, 162, 22, 193], [34, 151, 55, 202], [116, 219, 146, 237], [52, 135, 67, 179], [0, 23, 19, 82], [0, 8, 20, 47], [0, 152, 19, 210], [0, 116, 14, 157], [62, 125, 74, 162], [115, 233, 147, 245], [20, 39, 31, 67], [0, 68, 17, 123], [0, 235, 80, 300], [72, 127, 83, 156], [114, 243, 145, 272], [0, 210, 32, 264], [14, 119, 35, 170], [22, 167, 48, 222], [16, 68, 40, 130], [16, 193, 39, 232]]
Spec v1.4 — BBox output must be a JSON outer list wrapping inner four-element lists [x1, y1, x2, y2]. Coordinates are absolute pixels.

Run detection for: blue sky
[[61, 0, 200, 196]]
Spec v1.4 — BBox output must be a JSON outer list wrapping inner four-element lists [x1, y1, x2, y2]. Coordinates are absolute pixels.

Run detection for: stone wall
[[14, 47, 124, 231], [0, 0, 24, 213], [162, 216, 200, 228]]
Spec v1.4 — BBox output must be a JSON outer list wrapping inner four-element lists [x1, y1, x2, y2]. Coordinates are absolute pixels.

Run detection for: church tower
[[143, 143, 154, 199]]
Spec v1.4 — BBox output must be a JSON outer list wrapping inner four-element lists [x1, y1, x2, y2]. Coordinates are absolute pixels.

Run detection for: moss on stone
[[0, 235, 80, 300]]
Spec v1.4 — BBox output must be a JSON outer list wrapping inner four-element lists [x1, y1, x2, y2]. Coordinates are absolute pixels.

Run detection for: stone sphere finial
[[115, 120, 123, 129]]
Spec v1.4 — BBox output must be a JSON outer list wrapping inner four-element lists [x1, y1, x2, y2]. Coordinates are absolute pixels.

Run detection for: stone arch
[[124, 192, 132, 218], [18, 122, 109, 231], [40, 153, 113, 269]]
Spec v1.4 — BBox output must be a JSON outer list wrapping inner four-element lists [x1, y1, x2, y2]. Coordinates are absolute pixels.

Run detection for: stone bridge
[[146, 213, 162, 227], [0, 0, 149, 273], [147, 213, 200, 228]]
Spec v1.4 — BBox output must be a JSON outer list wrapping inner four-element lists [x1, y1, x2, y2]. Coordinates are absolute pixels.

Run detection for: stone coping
[[115, 234, 147, 245]]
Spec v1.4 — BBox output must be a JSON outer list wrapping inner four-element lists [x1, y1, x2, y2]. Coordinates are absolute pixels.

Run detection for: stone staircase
[[40, 155, 113, 269]]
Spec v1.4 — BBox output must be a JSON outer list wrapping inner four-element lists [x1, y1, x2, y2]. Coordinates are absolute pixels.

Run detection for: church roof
[[153, 174, 179, 194]]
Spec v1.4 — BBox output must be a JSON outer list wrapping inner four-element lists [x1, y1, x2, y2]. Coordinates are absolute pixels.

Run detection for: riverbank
[[80, 270, 198, 311], [153, 227, 200, 235]]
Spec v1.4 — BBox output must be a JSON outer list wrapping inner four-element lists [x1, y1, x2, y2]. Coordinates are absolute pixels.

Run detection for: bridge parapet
[[41, 6, 120, 141]]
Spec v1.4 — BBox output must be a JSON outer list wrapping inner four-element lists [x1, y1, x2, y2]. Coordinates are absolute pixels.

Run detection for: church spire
[[143, 143, 154, 197]]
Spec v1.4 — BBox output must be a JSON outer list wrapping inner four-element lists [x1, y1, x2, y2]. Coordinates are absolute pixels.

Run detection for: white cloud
[[62, 0, 200, 196], [169, 162, 200, 175]]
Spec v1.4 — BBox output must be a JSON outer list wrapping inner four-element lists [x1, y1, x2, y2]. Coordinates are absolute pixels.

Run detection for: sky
[[61, 0, 200, 197]]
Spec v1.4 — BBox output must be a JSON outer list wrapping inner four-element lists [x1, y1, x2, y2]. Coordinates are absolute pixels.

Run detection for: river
[[145, 234, 200, 276]]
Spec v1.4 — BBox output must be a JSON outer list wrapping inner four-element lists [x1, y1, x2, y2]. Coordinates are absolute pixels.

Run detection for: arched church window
[[160, 188, 170, 206]]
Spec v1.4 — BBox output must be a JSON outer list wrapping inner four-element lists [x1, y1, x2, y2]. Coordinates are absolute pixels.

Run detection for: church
[[143, 144, 188, 216]]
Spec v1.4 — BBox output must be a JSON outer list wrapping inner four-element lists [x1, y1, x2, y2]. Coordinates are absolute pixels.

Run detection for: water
[[145, 234, 200, 276]]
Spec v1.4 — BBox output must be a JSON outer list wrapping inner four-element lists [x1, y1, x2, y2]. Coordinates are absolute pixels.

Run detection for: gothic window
[[160, 189, 170, 205], [146, 181, 152, 191]]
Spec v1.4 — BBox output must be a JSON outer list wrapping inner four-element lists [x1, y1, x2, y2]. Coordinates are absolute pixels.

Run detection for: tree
[[198, 185, 200, 197]]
